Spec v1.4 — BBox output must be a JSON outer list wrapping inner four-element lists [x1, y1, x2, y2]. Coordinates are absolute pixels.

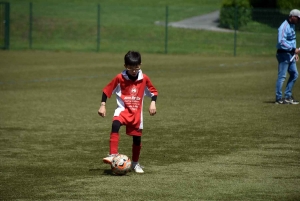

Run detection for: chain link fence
[[6, 2, 299, 56], [0, 2, 10, 49]]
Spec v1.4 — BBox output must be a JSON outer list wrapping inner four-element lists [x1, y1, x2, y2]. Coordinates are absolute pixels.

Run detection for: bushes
[[219, 0, 300, 31], [219, 0, 252, 30]]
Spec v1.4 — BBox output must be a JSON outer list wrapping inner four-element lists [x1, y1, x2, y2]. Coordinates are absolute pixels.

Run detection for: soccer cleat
[[285, 96, 299, 105], [103, 154, 118, 164], [131, 162, 144, 173]]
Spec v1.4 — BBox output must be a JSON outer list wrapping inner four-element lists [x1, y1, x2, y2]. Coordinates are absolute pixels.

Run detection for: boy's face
[[124, 64, 141, 77]]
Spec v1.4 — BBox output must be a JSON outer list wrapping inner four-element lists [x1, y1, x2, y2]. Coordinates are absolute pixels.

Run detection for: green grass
[[1, 50, 300, 200], [5, 0, 298, 56]]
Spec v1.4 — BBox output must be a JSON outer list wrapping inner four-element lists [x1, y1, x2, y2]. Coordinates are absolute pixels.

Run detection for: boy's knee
[[111, 120, 121, 133], [133, 136, 141, 146]]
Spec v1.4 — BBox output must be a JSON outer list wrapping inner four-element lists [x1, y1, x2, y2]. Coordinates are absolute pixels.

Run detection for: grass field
[[0, 50, 300, 200]]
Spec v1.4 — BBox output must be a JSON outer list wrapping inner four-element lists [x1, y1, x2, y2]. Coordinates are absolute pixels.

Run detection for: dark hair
[[124, 51, 141, 66]]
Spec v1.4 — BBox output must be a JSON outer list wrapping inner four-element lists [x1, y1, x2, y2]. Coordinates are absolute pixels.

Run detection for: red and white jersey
[[103, 70, 158, 129]]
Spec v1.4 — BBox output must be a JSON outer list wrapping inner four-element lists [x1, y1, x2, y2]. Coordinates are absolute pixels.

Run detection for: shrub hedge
[[219, 0, 252, 30]]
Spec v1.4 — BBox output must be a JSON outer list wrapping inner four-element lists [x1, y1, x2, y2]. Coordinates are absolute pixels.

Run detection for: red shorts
[[113, 116, 142, 136]]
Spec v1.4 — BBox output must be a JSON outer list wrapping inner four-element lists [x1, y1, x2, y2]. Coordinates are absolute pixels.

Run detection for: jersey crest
[[130, 86, 138, 96]]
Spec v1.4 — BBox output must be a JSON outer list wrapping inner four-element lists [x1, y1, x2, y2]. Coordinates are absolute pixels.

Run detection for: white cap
[[289, 9, 300, 18]]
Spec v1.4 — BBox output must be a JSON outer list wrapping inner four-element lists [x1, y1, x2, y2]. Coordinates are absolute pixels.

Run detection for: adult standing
[[275, 9, 300, 104]]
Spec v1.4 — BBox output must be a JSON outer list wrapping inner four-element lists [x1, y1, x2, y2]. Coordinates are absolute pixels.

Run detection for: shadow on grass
[[89, 168, 113, 175], [263, 100, 276, 104], [89, 168, 130, 176], [252, 9, 286, 29], [252, 8, 300, 31]]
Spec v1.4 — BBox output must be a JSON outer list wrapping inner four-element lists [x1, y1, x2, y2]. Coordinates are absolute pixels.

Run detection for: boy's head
[[124, 51, 141, 77], [124, 51, 141, 66]]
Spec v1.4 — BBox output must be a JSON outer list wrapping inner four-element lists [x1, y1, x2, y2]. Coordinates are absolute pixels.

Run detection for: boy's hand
[[149, 101, 156, 116], [98, 104, 106, 117]]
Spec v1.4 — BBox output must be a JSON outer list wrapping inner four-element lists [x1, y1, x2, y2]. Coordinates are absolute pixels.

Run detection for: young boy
[[98, 51, 158, 173]]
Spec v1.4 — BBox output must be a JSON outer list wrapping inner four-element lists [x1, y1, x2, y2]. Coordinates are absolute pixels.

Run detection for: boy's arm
[[98, 92, 107, 117], [149, 95, 157, 116], [144, 75, 158, 116], [98, 75, 120, 117]]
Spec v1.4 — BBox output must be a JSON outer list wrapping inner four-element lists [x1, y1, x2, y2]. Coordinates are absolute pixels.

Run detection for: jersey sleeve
[[144, 75, 158, 98], [102, 74, 121, 98]]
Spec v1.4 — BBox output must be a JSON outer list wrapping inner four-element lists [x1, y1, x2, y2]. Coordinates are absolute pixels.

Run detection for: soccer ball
[[111, 154, 132, 175]]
